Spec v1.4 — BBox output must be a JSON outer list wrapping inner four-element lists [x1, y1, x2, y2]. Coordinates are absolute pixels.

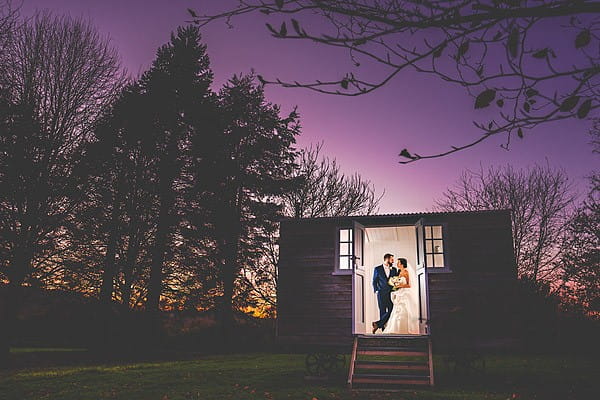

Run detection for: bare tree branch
[[192, 1, 600, 162], [282, 142, 384, 217], [434, 162, 576, 284]]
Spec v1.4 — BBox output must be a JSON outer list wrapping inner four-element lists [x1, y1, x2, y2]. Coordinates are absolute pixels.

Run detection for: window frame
[[423, 223, 452, 273], [333, 226, 354, 275]]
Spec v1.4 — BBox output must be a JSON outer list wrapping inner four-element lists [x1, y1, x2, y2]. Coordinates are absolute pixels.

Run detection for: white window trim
[[333, 226, 354, 275], [424, 223, 452, 273]]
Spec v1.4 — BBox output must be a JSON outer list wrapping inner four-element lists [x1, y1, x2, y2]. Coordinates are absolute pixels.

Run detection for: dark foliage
[[0, 12, 123, 366], [556, 124, 600, 315]]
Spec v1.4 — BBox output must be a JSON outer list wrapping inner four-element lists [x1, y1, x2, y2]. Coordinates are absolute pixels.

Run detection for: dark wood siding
[[277, 219, 353, 346], [425, 211, 517, 345]]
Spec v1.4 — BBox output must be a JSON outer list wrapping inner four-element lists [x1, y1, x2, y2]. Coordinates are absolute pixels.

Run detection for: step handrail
[[428, 337, 435, 386], [348, 336, 358, 386]]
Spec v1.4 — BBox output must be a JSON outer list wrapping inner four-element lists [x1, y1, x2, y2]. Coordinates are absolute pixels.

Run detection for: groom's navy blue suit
[[372, 264, 398, 329]]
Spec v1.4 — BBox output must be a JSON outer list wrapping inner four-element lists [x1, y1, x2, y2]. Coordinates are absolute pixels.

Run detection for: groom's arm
[[372, 268, 379, 293]]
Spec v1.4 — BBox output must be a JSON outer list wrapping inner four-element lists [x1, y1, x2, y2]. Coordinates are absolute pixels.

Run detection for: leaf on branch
[[508, 28, 519, 58], [260, 9, 272, 15], [257, 75, 267, 85], [457, 41, 469, 59], [340, 79, 349, 89], [475, 89, 496, 109], [476, 65, 484, 78], [433, 41, 446, 58], [525, 88, 539, 98], [532, 48, 548, 59], [266, 23, 278, 36], [279, 22, 287, 37], [575, 29, 591, 49], [524, 102, 531, 113], [399, 149, 416, 160], [291, 19, 302, 36], [187, 8, 198, 19], [496, 99, 504, 107], [559, 96, 580, 112], [577, 99, 592, 119], [517, 128, 524, 139], [353, 38, 367, 46], [275, 0, 284, 9]]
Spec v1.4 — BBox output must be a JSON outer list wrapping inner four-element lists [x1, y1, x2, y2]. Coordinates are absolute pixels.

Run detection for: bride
[[382, 258, 411, 334]]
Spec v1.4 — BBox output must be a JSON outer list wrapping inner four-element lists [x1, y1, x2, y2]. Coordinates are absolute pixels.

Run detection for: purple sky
[[21, 0, 597, 213]]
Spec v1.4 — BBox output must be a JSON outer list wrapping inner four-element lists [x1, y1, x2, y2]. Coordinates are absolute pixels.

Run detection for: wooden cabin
[[277, 210, 517, 389]]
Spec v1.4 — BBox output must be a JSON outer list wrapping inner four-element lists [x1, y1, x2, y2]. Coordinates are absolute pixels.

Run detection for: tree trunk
[[145, 175, 175, 350], [121, 229, 140, 310], [0, 282, 20, 368], [147, 143, 177, 313], [147, 196, 170, 312], [0, 249, 30, 368], [100, 197, 120, 304], [95, 194, 122, 352], [220, 241, 237, 344], [217, 212, 241, 347]]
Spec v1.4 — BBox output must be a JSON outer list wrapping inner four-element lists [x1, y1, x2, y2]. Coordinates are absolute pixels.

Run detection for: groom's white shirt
[[383, 263, 391, 278]]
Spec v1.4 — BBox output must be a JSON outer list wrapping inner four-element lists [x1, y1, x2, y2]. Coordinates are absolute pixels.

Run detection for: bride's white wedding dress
[[382, 288, 410, 334]]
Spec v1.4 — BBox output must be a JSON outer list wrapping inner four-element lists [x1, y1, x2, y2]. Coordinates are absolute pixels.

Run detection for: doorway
[[353, 223, 429, 336]]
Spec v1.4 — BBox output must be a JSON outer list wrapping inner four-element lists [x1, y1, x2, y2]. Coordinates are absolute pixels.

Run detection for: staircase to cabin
[[348, 335, 434, 390]]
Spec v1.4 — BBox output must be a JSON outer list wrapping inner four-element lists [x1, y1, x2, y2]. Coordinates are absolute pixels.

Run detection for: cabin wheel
[[305, 352, 346, 376]]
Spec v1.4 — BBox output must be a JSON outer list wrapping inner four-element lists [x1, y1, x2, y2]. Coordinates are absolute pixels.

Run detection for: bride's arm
[[399, 272, 410, 288]]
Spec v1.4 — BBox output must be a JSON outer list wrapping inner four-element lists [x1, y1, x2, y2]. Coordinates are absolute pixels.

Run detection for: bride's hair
[[397, 258, 408, 268]]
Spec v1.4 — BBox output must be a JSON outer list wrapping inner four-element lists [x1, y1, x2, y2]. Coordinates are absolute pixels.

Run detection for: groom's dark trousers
[[372, 264, 398, 329]]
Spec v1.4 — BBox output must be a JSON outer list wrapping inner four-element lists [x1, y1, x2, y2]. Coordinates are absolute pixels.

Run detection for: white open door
[[352, 220, 366, 335], [415, 218, 431, 335]]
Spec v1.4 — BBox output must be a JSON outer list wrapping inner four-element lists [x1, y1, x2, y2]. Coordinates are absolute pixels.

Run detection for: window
[[338, 228, 353, 270], [425, 225, 445, 268]]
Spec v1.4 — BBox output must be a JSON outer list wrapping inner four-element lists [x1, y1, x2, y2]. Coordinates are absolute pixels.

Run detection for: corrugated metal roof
[[278, 208, 511, 222]]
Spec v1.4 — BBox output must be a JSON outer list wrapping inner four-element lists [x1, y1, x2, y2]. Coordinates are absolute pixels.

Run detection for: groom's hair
[[383, 253, 394, 261], [398, 258, 408, 268]]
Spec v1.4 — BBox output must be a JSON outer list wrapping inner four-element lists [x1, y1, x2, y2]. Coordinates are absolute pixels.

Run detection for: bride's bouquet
[[388, 276, 407, 291]]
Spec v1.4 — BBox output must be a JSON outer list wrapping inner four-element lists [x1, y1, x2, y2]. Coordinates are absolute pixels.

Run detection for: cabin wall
[[277, 219, 353, 346], [425, 211, 517, 345]]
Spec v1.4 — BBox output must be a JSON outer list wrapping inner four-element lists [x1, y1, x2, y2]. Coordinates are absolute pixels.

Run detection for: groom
[[371, 253, 398, 334]]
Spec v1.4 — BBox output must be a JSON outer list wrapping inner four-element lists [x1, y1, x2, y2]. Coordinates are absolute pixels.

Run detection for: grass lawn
[[0, 351, 596, 400], [9, 348, 87, 353]]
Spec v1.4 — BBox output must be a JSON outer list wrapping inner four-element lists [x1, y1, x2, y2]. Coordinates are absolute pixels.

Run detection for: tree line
[[0, 7, 381, 365]]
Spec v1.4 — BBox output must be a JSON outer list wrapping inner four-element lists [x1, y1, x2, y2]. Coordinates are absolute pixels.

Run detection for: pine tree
[[190, 74, 300, 342], [133, 26, 214, 313]]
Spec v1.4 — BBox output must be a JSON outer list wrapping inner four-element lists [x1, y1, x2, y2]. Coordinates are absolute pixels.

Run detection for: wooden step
[[352, 373, 431, 385], [356, 336, 429, 346], [356, 344, 428, 351], [351, 382, 431, 391], [356, 341, 427, 347], [356, 348, 428, 357], [356, 339, 429, 351], [348, 336, 435, 389], [354, 360, 429, 371]]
